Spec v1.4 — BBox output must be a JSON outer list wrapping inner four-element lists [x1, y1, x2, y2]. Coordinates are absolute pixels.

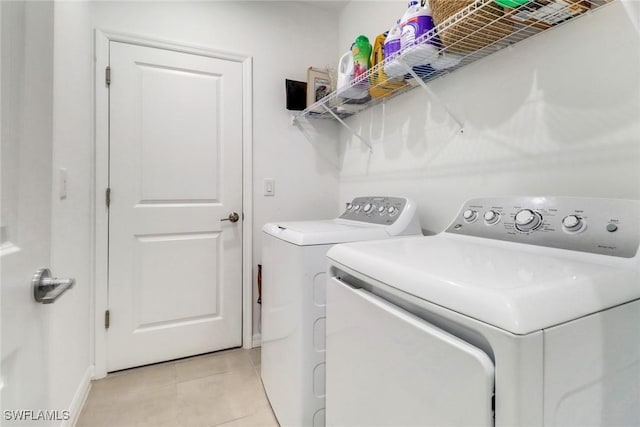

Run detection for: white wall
[[337, 1, 640, 234], [51, 1, 94, 421], [50, 2, 341, 395]]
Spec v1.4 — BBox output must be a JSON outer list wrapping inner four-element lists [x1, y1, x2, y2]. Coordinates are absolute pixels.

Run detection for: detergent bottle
[[383, 20, 405, 79], [399, 0, 438, 67], [351, 35, 372, 82], [384, 21, 402, 60], [336, 48, 368, 99]]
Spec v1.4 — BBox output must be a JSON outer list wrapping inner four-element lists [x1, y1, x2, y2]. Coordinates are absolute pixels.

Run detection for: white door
[[107, 41, 243, 371], [1, 0, 56, 419]]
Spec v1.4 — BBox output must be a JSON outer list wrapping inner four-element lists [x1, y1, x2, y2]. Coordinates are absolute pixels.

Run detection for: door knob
[[220, 212, 240, 223], [32, 268, 76, 304]]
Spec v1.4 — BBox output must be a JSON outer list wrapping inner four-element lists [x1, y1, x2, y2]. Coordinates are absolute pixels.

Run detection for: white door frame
[[93, 29, 253, 379]]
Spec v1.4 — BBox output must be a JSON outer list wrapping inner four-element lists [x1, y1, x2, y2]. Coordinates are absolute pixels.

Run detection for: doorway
[[94, 32, 253, 375]]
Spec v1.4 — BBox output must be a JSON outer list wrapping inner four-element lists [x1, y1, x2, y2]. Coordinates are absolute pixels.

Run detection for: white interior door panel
[[107, 41, 243, 371]]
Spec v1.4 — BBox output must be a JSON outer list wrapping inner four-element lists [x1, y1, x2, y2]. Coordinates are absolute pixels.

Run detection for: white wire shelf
[[294, 0, 613, 123]]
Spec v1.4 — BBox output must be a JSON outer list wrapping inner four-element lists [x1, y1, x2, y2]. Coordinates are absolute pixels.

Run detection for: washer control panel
[[339, 196, 408, 225], [445, 197, 640, 258]]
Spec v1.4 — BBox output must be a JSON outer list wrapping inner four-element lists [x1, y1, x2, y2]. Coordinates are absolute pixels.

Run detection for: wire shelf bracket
[[398, 60, 464, 132], [321, 103, 373, 153]]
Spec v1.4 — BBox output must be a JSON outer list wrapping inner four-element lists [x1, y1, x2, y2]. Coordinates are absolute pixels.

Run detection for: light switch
[[264, 178, 275, 196], [59, 168, 68, 199]]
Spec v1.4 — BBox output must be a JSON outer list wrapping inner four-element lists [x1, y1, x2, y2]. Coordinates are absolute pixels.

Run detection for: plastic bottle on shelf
[[384, 20, 402, 60], [352, 35, 372, 81], [399, 0, 439, 67], [383, 20, 405, 80], [336, 48, 368, 100]]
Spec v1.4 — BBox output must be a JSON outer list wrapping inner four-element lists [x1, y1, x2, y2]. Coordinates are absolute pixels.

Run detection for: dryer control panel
[[339, 196, 408, 225], [446, 197, 640, 258]]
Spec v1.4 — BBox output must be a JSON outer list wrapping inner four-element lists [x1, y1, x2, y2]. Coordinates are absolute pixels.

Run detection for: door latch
[[220, 212, 240, 223], [32, 268, 76, 304]]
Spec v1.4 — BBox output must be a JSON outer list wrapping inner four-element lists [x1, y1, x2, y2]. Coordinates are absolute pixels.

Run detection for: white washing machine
[[326, 196, 640, 427], [261, 196, 422, 427]]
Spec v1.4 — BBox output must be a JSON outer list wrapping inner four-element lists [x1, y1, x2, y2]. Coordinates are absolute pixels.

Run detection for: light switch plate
[[264, 178, 275, 196]]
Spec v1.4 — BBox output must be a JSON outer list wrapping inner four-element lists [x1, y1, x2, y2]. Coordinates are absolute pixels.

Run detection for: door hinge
[[105, 310, 110, 329], [105, 187, 111, 208], [105, 66, 111, 86]]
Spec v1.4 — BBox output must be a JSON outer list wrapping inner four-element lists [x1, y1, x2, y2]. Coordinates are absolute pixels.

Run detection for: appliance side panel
[[261, 235, 306, 425], [491, 329, 544, 426], [261, 235, 332, 427], [543, 300, 640, 426], [303, 244, 334, 427]]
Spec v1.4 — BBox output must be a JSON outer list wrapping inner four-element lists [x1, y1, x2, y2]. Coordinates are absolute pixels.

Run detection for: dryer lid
[[327, 234, 640, 335], [263, 220, 391, 246]]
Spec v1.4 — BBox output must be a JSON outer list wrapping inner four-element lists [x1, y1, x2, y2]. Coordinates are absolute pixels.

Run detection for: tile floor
[[77, 348, 278, 427]]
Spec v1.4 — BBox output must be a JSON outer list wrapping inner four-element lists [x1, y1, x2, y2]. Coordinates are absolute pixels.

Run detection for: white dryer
[[261, 196, 422, 427], [326, 196, 640, 427]]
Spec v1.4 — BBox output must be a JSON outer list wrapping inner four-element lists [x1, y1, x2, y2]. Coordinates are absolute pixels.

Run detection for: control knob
[[388, 206, 398, 216], [483, 210, 500, 225], [377, 205, 386, 214], [346, 203, 353, 211], [463, 209, 478, 223], [515, 209, 542, 232], [562, 215, 583, 232], [363, 203, 373, 213]]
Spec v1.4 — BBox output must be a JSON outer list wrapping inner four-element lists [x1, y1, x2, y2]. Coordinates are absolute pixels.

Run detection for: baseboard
[[65, 365, 94, 427], [252, 333, 261, 348]]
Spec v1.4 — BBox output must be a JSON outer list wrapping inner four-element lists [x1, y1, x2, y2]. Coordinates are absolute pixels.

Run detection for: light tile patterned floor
[[77, 348, 278, 427]]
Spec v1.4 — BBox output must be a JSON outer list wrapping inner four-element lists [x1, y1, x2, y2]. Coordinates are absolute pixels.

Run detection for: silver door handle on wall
[[220, 212, 240, 223], [32, 268, 76, 304]]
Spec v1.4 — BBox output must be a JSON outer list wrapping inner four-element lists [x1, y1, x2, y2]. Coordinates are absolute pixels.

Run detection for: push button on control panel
[[607, 223, 618, 233]]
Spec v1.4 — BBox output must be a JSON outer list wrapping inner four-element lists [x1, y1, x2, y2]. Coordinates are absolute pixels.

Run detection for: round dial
[[562, 215, 583, 232], [346, 203, 353, 211], [483, 210, 500, 225], [363, 203, 373, 213], [388, 206, 398, 216], [377, 205, 386, 214], [515, 209, 542, 232], [463, 209, 478, 223], [353, 204, 360, 212]]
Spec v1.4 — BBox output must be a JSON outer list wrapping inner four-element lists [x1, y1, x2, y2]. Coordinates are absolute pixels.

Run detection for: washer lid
[[327, 234, 640, 335], [263, 220, 391, 246]]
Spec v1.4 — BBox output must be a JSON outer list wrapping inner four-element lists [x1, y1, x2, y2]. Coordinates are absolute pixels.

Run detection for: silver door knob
[[32, 268, 76, 304], [220, 212, 240, 223]]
